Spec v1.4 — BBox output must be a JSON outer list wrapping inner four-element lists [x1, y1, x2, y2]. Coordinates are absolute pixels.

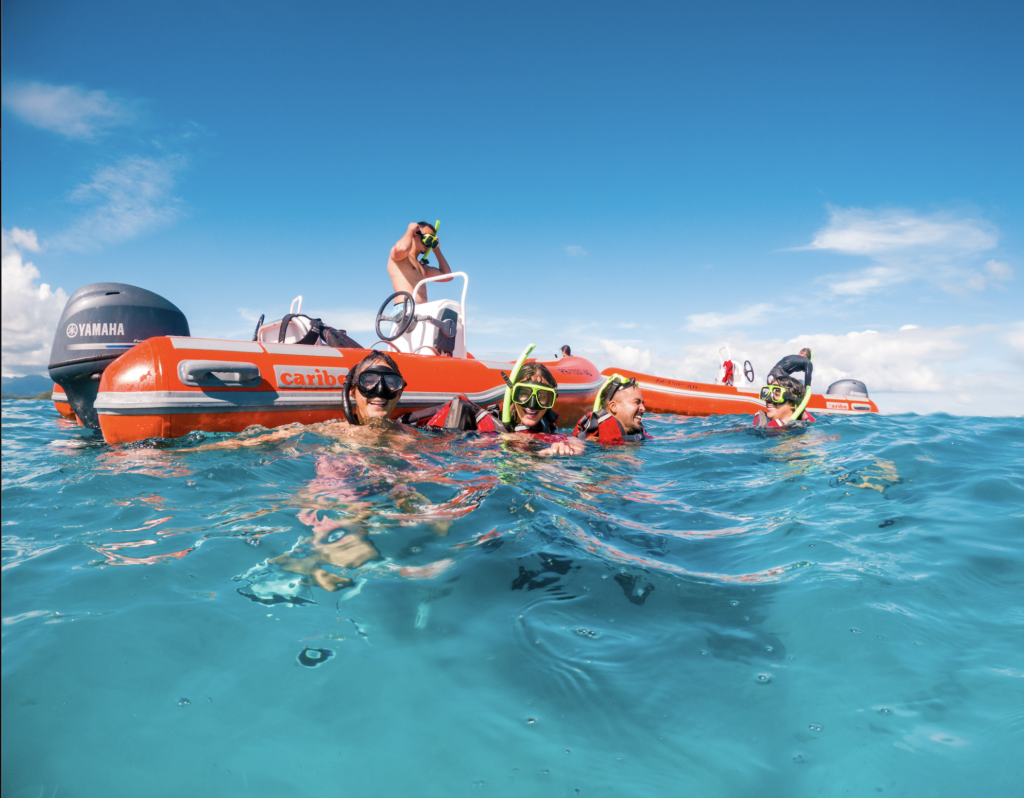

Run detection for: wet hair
[[416, 221, 435, 233], [508, 362, 557, 426], [352, 351, 401, 381], [560, 345, 571, 356], [799, 348, 812, 358], [773, 375, 805, 407]]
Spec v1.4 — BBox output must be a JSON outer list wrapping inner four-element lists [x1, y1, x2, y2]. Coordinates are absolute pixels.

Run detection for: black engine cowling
[[48, 283, 189, 428]]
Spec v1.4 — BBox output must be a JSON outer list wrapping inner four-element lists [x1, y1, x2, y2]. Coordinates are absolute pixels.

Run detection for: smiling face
[[512, 380, 554, 429], [347, 355, 405, 425], [607, 385, 645, 434], [764, 398, 794, 423], [353, 385, 402, 424]]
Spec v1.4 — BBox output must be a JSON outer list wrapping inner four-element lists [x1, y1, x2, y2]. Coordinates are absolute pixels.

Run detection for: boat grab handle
[[178, 360, 262, 387], [412, 271, 469, 311], [411, 271, 469, 353]]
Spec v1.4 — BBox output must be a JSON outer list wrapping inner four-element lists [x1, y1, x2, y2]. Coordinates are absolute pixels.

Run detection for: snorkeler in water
[[486, 345, 583, 456], [753, 375, 816, 427], [572, 373, 650, 443]]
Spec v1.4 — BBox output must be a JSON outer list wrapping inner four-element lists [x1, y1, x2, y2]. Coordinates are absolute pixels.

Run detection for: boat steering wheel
[[743, 361, 755, 382], [376, 292, 416, 341]]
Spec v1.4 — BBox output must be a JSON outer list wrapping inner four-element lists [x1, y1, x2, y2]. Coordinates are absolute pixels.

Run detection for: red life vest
[[752, 410, 816, 428], [401, 396, 556, 434], [722, 360, 735, 386], [400, 395, 502, 432], [572, 409, 650, 442]]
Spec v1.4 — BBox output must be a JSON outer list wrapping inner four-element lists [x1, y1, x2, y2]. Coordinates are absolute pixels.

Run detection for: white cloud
[[2, 229, 67, 377], [2, 82, 134, 139], [802, 206, 1001, 297], [565, 245, 587, 257], [8, 228, 41, 252], [594, 324, 1023, 415], [599, 340, 654, 373], [54, 155, 186, 250], [686, 303, 773, 332], [829, 265, 907, 296], [984, 259, 1013, 282], [804, 206, 996, 256], [1006, 322, 1024, 368]]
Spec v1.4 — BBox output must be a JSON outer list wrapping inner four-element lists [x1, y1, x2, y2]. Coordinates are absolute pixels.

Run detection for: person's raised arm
[[432, 244, 453, 283], [390, 222, 422, 264]]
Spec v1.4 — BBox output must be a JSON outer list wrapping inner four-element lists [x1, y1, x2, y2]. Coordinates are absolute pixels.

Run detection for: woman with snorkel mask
[[495, 344, 583, 455]]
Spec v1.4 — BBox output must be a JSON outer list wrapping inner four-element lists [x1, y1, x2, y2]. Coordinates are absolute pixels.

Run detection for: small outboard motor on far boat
[[825, 379, 869, 398], [49, 283, 189, 429]]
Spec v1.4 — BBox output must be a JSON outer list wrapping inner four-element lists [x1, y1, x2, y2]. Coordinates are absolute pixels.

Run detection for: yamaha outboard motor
[[826, 379, 869, 398], [49, 283, 189, 429]]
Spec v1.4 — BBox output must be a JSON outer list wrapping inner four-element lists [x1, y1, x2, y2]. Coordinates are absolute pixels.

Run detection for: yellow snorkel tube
[[792, 349, 813, 421], [419, 219, 441, 267], [594, 373, 628, 413], [501, 343, 536, 424]]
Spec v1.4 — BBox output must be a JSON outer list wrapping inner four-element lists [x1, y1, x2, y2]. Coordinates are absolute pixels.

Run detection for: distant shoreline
[[1, 392, 53, 401]]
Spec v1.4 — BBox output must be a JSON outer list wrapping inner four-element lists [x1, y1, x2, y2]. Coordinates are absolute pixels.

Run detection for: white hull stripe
[[67, 343, 134, 351], [636, 381, 875, 415], [168, 337, 264, 353], [95, 378, 604, 416], [262, 343, 344, 357]]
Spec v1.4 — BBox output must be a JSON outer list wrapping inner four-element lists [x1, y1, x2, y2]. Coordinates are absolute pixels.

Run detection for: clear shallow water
[[2, 400, 1022, 797]]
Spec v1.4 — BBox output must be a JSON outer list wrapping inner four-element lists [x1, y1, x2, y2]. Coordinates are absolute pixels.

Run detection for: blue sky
[[3, 0, 1022, 414]]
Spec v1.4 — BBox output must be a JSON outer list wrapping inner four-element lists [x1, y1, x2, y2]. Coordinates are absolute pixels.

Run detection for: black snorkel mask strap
[[341, 369, 356, 425]]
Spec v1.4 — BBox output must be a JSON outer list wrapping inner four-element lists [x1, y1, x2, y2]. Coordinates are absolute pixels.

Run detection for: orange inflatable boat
[[95, 337, 603, 443], [52, 384, 76, 419], [49, 274, 604, 443], [600, 367, 879, 417]]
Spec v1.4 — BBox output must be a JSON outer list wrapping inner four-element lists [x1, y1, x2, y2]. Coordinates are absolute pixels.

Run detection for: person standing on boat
[[387, 221, 452, 304]]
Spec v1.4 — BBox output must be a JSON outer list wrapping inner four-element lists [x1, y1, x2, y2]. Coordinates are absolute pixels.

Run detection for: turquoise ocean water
[[2, 399, 1022, 797]]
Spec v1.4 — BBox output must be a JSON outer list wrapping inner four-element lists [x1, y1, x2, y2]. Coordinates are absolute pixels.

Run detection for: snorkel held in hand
[[501, 343, 536, 424], [792, 348, 813, 420], [419, 220, 440, 267]]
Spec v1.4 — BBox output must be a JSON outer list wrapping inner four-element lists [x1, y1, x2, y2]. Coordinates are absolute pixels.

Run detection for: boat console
[[374, 272, 469, 358]]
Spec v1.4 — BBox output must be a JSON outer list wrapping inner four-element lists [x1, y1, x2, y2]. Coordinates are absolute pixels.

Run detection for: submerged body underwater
[[2, 399, 1022, 796]]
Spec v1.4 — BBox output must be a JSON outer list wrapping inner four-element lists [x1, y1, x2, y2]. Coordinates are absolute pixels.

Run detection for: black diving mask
[[356, 368, 406, 399]]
